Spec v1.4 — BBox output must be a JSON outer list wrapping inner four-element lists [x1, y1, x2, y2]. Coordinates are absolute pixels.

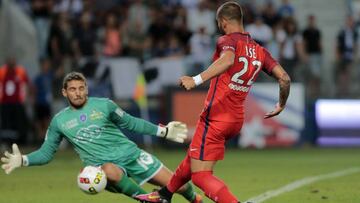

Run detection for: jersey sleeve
[[26, 118, 63, 166], [217, 35, 236, 55], [107, 99, 158, 136], [262, 48, 279, 75]]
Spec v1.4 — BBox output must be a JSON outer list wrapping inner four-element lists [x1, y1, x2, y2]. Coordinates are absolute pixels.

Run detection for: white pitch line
[[245, 167, 360, 203]]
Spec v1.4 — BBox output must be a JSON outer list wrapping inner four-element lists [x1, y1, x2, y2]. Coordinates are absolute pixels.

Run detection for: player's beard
[[68, 96, 87, 109]]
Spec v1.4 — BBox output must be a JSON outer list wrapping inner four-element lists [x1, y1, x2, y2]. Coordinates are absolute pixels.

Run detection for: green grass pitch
[[1, 147, 359, 203]]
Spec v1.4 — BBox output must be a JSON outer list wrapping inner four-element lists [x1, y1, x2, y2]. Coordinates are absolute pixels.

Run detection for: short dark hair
[[62, 72, 87, 89], [216, 1, 243, 24]]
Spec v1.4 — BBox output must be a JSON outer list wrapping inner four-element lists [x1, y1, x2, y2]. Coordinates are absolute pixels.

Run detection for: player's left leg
[[188, 120, 241, 203], [101, 163, 147, 198], [190, 159, 238, 203], [147, 161, 202, 203]]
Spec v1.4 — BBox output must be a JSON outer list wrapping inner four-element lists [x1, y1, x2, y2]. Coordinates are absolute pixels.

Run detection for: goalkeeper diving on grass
[[1, 72, 203, 203]]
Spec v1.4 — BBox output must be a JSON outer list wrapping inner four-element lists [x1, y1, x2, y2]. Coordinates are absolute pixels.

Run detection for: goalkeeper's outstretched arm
[[1, 120, 63, 174], [108, 99, 188, 143]]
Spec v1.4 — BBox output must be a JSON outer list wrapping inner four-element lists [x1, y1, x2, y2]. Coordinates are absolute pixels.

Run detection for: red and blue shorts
[[189, 116, 243, 161]]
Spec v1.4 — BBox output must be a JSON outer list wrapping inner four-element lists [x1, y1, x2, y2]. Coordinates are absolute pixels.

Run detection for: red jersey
[[0, 65, 29, 104], [200, 32, 278, 123]]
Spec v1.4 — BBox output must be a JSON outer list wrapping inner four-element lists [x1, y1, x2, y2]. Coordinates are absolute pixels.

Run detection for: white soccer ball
[[77, 166, 107, 194]]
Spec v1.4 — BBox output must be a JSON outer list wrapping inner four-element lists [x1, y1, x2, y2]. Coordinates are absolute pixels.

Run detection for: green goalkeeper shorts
[[116, 150, 163, 185]]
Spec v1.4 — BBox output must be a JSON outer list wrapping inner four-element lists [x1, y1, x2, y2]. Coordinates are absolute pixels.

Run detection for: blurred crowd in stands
[[0, 0, 359, 147]]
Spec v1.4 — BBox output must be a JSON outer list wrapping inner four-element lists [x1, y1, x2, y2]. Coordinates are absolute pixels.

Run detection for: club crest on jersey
[[80, 114, 87, 122]]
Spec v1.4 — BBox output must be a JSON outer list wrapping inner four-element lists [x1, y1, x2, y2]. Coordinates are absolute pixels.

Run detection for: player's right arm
[[180, 50, 235, 90], [180, 35, 236, 90], [200, 50, 235, 82], [1, 119, 63, 174], [264, 64, 291, 119]]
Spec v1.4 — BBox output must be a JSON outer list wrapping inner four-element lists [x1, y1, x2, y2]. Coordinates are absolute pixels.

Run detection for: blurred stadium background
[[0, 0, 359, 202]]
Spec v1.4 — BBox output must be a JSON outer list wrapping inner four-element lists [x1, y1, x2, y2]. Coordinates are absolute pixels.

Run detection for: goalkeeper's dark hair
[[216, 1, 243, 24], [63, 72, 87, 89]]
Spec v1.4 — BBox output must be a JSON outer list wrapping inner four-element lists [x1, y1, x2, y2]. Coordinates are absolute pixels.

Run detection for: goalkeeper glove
[[1, 144, 27, 174], [157, 121, 188, 143]]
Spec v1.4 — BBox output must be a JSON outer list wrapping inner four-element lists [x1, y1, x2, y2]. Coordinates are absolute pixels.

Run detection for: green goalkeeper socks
[[106, 175, 196, 201], [106, 175, 147, 198], [178, 183, 197, 202]]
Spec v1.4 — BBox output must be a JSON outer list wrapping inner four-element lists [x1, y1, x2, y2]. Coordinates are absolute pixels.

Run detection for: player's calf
[[191, 171, 238, 203]]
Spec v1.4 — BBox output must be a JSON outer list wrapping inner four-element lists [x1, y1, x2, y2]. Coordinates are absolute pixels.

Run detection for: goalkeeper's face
[[62, 80, 88, 109]]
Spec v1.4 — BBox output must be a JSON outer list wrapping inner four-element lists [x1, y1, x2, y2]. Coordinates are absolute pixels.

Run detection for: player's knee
[[101, 163, 124, 183]]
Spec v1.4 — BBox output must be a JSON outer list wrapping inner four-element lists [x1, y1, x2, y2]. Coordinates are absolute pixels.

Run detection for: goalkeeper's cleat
[[191, 194, 203, 203], [135, 191, 170, 203]]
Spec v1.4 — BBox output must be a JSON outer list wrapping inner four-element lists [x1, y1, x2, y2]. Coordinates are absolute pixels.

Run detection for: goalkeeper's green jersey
[[26, 97, 158, 166]]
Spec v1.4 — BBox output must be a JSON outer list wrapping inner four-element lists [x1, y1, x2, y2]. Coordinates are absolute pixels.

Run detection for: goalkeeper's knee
[[102, 163, 124, 183]]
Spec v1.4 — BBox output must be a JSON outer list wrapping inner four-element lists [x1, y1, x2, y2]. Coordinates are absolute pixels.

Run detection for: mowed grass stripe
[[246, 167, 360, 203]]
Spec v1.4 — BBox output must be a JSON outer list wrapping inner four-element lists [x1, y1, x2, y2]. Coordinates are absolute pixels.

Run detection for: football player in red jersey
[[136, 2, 290, 203]]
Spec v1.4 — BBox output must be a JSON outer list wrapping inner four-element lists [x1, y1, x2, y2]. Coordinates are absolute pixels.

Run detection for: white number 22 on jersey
[[231, 57, 262, 85]]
